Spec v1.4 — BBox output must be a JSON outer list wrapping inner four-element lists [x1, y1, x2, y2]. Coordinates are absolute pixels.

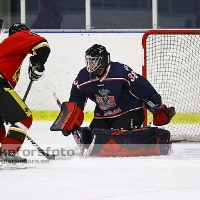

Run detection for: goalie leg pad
[[50, 102, 84, 131], [91, 127, 171, 156]]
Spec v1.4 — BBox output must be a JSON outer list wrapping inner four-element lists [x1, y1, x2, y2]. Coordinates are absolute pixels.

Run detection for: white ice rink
[[1, 121, 200, 200]]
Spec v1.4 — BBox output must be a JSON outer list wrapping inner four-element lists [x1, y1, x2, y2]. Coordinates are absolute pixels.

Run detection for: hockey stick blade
[[26, 136, 73, 161], [26, 135, 56, 160]]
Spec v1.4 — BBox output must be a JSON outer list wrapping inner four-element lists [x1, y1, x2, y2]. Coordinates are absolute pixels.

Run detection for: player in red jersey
[[0, 22, 50, 163]]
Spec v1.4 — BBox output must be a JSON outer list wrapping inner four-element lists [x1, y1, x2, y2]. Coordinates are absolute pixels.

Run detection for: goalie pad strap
[[50, 102, 84, 131]]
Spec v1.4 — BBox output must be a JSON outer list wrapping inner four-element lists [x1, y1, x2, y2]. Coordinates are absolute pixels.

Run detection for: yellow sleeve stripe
[[0, 74, 4, 79], [32, 42, 50, 54], [9, 127, 27, 136]]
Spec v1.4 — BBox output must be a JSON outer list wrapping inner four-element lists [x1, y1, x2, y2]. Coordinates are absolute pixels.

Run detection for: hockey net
[[142, 30, 200, 142]]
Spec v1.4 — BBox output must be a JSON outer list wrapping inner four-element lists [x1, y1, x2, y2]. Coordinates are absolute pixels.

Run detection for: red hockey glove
[[143, 99, 176, 126], [151, 105, 176, 126]]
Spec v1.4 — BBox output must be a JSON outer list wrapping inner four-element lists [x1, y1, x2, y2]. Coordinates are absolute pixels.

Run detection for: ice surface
[[1, 121, 200, 200]]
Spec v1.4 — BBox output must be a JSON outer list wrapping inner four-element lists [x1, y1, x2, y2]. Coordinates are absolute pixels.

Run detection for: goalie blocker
[[90, 127, 172, 157], [50, 101, 84, 132]]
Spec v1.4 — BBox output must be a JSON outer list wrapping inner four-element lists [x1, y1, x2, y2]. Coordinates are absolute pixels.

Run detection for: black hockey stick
[[23, 80, 56, 160], [53, 93, 95, 158], [23, 80, 34, 102]]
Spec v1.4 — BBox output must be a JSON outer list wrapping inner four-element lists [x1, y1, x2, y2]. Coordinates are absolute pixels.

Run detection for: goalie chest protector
[[91, 127, 171, 157]]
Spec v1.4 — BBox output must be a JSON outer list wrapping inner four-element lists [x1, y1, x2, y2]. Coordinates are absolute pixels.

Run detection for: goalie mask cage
[[142, 30, 200, 142]]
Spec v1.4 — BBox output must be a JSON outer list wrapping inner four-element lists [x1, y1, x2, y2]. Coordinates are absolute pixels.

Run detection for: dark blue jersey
[[69, 62, 158, 118]]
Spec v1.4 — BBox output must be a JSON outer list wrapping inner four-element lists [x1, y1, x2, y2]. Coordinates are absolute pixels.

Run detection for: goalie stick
[[53, 92, 95, 158]]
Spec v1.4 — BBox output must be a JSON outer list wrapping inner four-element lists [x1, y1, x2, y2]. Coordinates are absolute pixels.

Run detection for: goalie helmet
[[85, 44, 110, 80], [9, 22, 29, 36], [0, 17, 5, 35]]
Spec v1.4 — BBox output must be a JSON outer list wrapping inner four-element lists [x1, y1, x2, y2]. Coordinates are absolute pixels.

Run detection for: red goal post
[[142, 30, 200, 142]]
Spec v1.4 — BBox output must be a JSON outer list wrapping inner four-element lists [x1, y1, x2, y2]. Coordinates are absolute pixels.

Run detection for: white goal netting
[[142, 30, 200, 142]]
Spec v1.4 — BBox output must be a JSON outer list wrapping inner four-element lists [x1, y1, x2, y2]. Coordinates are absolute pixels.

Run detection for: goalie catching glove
[[50, 101, 84, 136], [143, 99, 176, 126], [28, 56, 45, 81]]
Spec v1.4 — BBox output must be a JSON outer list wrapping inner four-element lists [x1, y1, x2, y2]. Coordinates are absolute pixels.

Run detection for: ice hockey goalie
[[50, 102, 172, 157]]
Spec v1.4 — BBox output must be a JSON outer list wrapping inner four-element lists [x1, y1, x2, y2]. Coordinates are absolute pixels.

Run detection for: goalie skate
[[82, 135, 96, 158]]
